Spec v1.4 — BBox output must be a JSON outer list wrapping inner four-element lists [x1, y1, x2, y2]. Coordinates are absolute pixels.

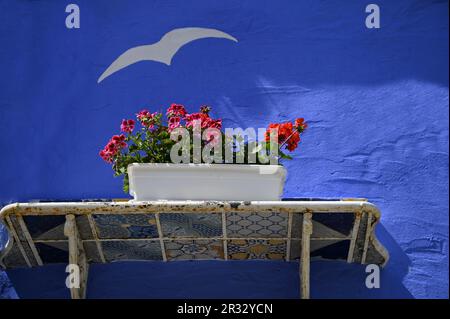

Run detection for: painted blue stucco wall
[[0, 0, 448, 298]]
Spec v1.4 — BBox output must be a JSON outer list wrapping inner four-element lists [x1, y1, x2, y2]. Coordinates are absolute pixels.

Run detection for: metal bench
[[0, 198, 388, 299]]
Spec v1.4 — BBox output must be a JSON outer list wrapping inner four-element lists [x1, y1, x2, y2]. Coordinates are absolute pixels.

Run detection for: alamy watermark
[[365, 4, 380, 29], [169, 122, 280, 165], [65, 264, 80, 289], [65, 4, 80, 29], [365, 264, 380, 289]]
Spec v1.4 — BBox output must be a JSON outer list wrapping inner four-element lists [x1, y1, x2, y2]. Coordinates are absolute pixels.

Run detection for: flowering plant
[[100, 103, 307, 192]]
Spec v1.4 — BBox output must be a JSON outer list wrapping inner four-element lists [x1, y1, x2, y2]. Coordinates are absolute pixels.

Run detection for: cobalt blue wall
[[0, 0, 448, 298]]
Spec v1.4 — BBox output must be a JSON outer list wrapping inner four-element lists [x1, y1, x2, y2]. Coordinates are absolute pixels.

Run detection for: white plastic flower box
[[127, 163, 287, 201]]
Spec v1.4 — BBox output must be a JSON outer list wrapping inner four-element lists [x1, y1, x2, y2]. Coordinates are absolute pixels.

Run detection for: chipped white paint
[[361, 213, 373, 264], [347, 211, 362, 263], [17, 216, 43, 266], [300, 212, 313, 299], [64, 214, 89, 299], [0, 199, 389, 299], [87, 214, 106, 263], [155, 213, 167, 262], [286, 212, 293, 261], [4, 216, 31, 267], [0, 200, 383, 217], [222, 212, 228, 260]]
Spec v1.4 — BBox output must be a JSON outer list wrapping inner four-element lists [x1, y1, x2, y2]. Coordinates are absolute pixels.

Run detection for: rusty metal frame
[[0, 199, 389, 299]]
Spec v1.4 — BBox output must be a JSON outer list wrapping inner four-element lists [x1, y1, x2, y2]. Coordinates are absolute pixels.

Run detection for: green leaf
[[279, 151, 293, 160]]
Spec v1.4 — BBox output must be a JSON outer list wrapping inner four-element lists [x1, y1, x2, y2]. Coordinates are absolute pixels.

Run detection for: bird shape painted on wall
[[97, 27, 238, 83]]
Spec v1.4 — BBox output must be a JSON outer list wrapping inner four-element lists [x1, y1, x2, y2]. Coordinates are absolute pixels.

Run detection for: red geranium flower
[[185, 112, 210, 128], [265, 121, 305, 152], [99, 134, 127, 163], [137, 110, 159, 129], [120, 119, 135, 133], [295, 118, 308, 132], [285, 131, 300, 151], [137, 109, 151, 122], [265, 123, 286, 143], [99, 149, 113, 163], [167, 103, 187, 118], [168, 116, 181, 132], [206, 118, 222, 130]]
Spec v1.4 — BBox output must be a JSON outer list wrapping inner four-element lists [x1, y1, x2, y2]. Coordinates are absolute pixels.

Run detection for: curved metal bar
[[0, 200, 389, 269]]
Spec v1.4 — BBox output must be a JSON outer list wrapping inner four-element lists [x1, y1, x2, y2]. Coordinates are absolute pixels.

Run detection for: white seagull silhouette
[[97, 27, 238, 83]]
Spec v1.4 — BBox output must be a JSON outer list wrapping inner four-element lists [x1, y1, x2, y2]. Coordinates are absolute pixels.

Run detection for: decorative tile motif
[[290, 239, 350, 261], [92, 214, 159, 239], [101, 240, 162, 262], [227, 239, 286, 260], [292, 213, 354, 239], [226, 212, 288, 238], [160, 213, 222, 238], [0, 201, 388, 269], [164, 240, 224, 260]]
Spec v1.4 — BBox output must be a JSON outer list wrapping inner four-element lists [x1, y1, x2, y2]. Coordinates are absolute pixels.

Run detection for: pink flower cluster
[[137, 110, 159, 129], [100, 103, 223, 163], [120, 119, 135, 133], [99, 134, 127, 163], [167, 103, 222, 132]]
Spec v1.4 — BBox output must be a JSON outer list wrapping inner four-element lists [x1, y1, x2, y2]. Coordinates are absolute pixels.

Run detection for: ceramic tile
[[101, 240, 162, 262], [164, 239, 224, 260], [227, 239, 286, 260], [160, 213, 222, 238], [92, 214, 159, 239], [226, 212, 288, 238]]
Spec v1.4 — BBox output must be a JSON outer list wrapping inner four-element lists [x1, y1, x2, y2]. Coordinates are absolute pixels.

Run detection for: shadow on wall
[[3, 224, 412, 299], [311, 224, 412, 298]]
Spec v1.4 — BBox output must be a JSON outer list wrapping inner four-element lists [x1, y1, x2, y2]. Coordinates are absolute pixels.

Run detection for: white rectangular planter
[[127, 163, 287, 201]]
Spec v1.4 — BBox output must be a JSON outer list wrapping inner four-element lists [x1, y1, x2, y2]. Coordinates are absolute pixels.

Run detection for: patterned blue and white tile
[[101, 240, 162, 261], [164, 239, 224, 260], [159, 213, 222, 238], [92, 214, 159, 239], [227, 239, 286, 260], [226, 212, 288, 238]]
